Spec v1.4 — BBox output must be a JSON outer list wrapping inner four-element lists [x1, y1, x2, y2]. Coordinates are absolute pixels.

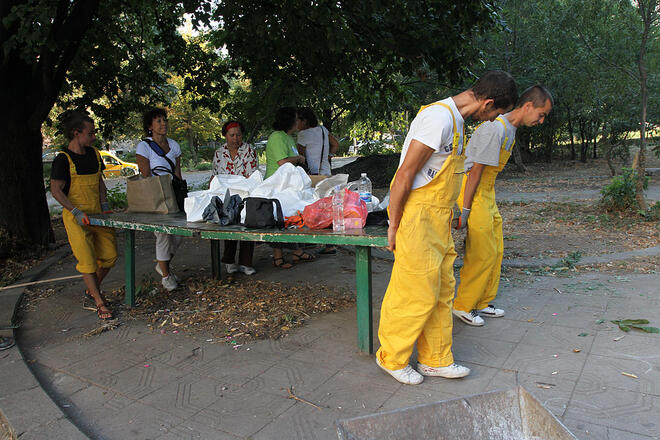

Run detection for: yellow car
[[100, 150, 139, 178]]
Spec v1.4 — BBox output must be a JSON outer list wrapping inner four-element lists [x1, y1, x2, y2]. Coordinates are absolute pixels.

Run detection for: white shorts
[[155, 232, 182, 261]]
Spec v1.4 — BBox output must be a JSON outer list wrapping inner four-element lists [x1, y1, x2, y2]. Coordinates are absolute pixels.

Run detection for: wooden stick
[[287, 387, 321, 410], [0, 274, 83, 291]]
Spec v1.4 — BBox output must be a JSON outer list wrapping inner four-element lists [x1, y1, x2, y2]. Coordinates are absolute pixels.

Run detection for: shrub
[[194, 161, 212, 171], [600, 168, 648, 212], [106, 186, 127, 210], [357, 140, 392, 156]]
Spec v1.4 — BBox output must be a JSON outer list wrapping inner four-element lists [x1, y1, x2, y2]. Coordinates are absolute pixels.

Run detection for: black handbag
[[243, 197, 285, 229], [145, 139, 188, 211]]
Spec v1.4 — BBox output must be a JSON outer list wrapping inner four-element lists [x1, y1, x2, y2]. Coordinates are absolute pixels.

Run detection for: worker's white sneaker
[[224, 263, 239, 274], [417, 363, 470, 378], [452, 309, 485, 326], [155, 264, 178, 282], [478, 305, 505, 318], [239, 265, 256, 275], [161, 275, 178, 291], [376, 358, 423, 385]]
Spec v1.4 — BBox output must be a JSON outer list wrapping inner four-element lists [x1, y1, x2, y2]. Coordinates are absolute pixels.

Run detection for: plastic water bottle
[[358, 173, 373, 211], [332, 185, 345, 233]]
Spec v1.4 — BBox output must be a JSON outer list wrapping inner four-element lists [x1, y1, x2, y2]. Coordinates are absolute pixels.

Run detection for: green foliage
[[43, 163, 52, 190], [357, 141, 393, 156], [106, 186, 127, 210], [600, 168, 649, 211], [554, 252, 582, 270], [611, 319, 660, 333], [214, 0, 500, 137]]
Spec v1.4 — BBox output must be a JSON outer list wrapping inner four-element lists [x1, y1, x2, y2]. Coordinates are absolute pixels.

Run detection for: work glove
[[71, 207, 90, 226], [453, 207, 470, 230], [101, 202, 112, 214]]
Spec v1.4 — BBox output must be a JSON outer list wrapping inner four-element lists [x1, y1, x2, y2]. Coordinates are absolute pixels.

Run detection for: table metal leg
[[210, 240, 222, 280], [355, 246, 373, 354], [124, 230, 136, 307]]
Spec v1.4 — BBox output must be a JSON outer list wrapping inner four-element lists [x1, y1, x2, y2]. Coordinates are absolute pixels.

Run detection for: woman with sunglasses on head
[[210, 120, 259, 275], [135, 108, 183, 291]]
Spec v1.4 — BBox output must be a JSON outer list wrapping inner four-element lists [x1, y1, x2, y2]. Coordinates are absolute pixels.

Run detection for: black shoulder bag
[[145, 139, 188, 211], [242, 197, 285, 229]]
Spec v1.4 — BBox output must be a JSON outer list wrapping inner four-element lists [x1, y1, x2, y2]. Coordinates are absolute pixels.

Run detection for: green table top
[[89, 212, 389, 247]]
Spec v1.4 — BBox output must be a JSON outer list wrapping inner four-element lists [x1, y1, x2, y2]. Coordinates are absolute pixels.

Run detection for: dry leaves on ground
[[105, 277, 355, 343]]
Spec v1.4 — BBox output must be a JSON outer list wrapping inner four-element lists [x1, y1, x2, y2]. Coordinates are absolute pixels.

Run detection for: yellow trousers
[[377, 205, 456, 370], [454, 189, 503, 312], [63, 210, 117, 274]]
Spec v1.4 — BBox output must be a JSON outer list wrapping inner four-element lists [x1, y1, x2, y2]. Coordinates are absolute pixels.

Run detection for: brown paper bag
[[126, 174, 179, 214]]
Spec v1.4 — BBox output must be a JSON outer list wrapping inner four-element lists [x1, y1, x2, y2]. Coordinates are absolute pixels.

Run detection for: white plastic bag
[[185, 171, 263, 222], [249, 163, 318, 217]]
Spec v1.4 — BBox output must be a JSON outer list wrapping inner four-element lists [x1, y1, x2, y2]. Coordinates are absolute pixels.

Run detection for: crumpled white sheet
[[185, 164, 333, 222], [184, 171, 263, 222]]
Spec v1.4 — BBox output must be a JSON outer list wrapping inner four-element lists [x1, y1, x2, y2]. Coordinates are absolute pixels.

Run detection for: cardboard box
[[309, 174, 331, 187]]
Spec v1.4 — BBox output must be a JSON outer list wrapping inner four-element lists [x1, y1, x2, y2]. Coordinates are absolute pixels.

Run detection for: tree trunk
[[0, 0, 99, 246], [634, 0, 653, 212], [0, 120, 54, 246], [322, 108, 334, 132], [604, 142, 616, 176], [512, 132, 527, 172], [567, 107, 576, 161], [579, 119, 588, 163], [186, 114, 196, 164]]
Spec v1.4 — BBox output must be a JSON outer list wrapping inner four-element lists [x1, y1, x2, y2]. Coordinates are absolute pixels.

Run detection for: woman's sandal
[[318, 245, 337, 255], [94, 303, 113, 320], [273, 257, 293, 269], [292, 250, 316, 263], [84, 290, 113, 320]]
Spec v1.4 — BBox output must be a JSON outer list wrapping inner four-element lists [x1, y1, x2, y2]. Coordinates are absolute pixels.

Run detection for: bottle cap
[[361, 173, 367, 177]]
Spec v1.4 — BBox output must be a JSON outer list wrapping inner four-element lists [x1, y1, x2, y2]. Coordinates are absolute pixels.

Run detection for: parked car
[[42, 151, 59, 163], [100, 150, 139, 178]]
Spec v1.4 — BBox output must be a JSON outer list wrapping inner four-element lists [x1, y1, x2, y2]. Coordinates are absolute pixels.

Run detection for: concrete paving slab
[[107, 359, 187, 400], [576, 354, 660, 396], [17, 417, 88, 440], [565, 388, 660, 437], [451, 333, 518, 368], [194, 390, 296, 438], [138, 375, 227, 420], [484, 370, 577, 418], [502, 343, 588, 381], [519, 323, 597, 350]]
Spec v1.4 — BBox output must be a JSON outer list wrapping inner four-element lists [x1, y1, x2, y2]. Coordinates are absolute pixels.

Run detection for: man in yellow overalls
[[453, 85, 553, 326], [376, 71, 518, 384], [51, 111, 117, 319]]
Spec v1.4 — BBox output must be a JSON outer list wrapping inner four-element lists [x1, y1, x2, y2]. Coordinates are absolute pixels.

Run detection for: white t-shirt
[[297, 126, 330, 175], [399, 97, 464, 189], [136, 137, 182, 175], [464, 114, 517, 172]]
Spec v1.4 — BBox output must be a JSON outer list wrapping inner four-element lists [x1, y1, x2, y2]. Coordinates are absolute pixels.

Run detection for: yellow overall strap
[[59, 147, 102, 176], [417, 102, 462, 156], [495, 116, 517, 151]]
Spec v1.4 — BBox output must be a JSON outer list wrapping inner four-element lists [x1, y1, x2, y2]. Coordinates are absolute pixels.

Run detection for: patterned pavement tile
[[576, 354, 660, 396], [451, 334, 518, 368], [190, 390, 296, 438], [565, 388, 660, 437], [502, 342, 588, 380]]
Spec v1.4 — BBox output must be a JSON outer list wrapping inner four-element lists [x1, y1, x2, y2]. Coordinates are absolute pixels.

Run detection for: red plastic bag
[[302, 190, 368, 230]]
